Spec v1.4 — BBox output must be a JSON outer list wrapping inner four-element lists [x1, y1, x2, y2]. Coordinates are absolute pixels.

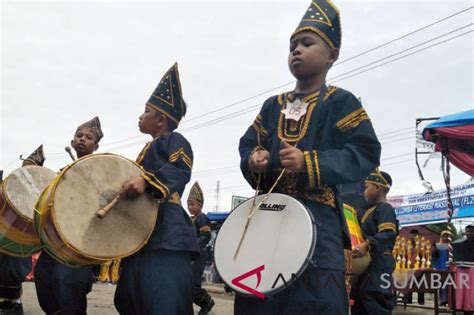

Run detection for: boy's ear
[[374, 184, 383, 193], [156, 114, 168, 129], [70, 139, 74, 148], [94, 143, 99, 152], [329, 48, 340, 64]]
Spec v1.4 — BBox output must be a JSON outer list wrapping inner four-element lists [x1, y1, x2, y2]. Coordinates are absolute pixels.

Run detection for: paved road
[[18, 281, 440, 314]]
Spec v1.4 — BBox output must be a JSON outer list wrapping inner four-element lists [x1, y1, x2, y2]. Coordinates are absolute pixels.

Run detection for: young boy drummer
[[187, 181, 215, 315], [351, 170, 397, 315], [115, 63, 199, 315], [0, 145, 45, 315], [238, 1, 381, 313], [34, 117, 103, 315]]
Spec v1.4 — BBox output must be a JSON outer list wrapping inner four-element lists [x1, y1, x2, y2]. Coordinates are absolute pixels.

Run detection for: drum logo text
[[259, 203, 286, 212]]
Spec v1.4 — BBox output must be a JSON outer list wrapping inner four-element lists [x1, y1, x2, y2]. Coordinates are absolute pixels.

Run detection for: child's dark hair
[[155, 99, 187, 132]]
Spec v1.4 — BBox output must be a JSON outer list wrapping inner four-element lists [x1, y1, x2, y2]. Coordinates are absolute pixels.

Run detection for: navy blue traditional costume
[[237, 2, 380, 314], [34, 118, 103, 315], [351, 170, 397, 315], [114, 63, 199, 315], [0, 146, 44, 315], [188, 181, 215, 314]]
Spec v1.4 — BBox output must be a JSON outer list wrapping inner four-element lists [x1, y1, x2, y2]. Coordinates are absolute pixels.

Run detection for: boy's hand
[[279, 141, 304, 172], [249, 148, 270, 174], [352, 242, 369, 258], [120, 176, 146, 199]]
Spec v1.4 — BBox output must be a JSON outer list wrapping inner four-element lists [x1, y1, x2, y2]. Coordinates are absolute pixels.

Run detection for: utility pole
[[214, 180, 220, 211]]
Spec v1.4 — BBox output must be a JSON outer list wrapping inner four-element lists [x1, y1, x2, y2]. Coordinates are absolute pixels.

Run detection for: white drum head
[[52, 154, 157, 259], [4, 166, 56, 220], [214, 193, 316, 297]]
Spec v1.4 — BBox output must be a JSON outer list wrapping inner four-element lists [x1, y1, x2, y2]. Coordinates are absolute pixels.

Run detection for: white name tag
[[281, 98, 309, 122]]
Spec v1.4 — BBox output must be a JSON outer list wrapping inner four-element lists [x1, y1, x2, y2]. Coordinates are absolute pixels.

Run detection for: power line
[[183, 29, 473, 136], [378, 127, 415, 137], [383, 158, 415, 167], [181, 6, 472, 125], [39, 24, 473, 158], [43, 7, 472, 157], [329, 24, 473, 82], [180, 103, 262, 133], [336, 6, 473, 66], [379, 130, 415, 141], [329, 30, 473, 84], [381, 137, 413, 145], [382, 152, 413, 161]]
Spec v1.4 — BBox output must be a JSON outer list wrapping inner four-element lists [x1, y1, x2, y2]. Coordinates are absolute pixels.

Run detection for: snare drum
[[34, 153, 157, 266], [0, 166, 56, 257], [214, 193, 316, 298]]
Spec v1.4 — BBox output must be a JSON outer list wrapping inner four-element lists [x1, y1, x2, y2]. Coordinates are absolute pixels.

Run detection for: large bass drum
[[0, 166, 56, 257], [34, 153, 157, 266], [214, 193, 317, 298]]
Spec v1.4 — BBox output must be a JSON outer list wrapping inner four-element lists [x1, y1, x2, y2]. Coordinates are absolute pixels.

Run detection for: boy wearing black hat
[[187, 181, 215, 315], [34, 117, 103, 315], [351, 169, 397, 315], [238, 1, 381, 313], [0, 145, 45, 315], [115, 63, 199, 315]]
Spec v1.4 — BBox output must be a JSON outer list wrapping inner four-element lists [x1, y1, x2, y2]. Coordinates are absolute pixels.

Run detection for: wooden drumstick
[[65, 146, 76, 161], [96, 195, 121, 218], [233, 168, 287, 260]]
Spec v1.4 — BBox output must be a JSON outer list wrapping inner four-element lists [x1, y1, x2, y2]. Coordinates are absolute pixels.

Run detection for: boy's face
[[441, 233, 449, 243], [187, 199, 202, 216], [139, 106, 166, 136], [71, 128, 98, 158], [466, 227, 474, 240], [288, 31, 339, 80], [363, 182, 380, 204]]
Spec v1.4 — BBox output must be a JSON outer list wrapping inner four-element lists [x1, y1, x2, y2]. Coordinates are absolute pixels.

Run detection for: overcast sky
[[1, 0, 473, 213]]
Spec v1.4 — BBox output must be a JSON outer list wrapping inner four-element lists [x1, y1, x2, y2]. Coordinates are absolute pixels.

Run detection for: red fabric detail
[[449, 150, 474, 176], [435, 125, 474, 140], [430, 126, 474, 176]]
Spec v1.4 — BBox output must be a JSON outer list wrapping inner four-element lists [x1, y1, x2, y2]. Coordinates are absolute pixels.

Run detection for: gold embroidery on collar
[[136, 142, 153, 164], [361, 205, 377, 223], [277, 86, 337, 142]]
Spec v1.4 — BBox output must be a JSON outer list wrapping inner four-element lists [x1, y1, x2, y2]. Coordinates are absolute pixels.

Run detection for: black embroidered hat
[[22, 144, 45, 166], [366, 169, 392, 189], [292, 0, 342, 49], [76, 116, 103, 142], [146, 63, 186, 127], [188, 181, 204, 205]]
